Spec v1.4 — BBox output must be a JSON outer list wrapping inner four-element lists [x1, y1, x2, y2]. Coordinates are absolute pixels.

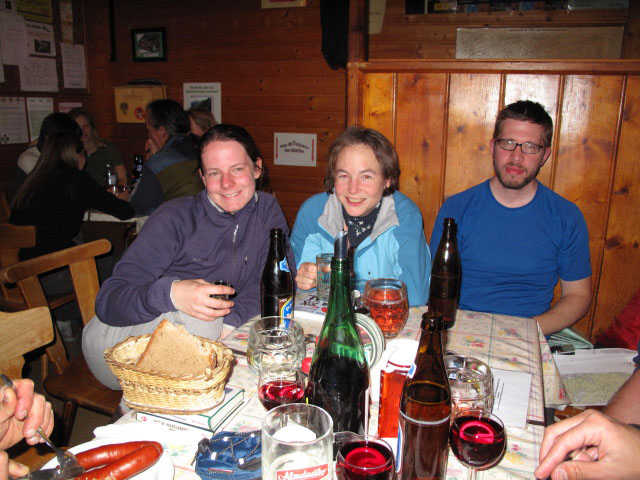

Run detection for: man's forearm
[[603, 368, 640, 424], [534, 293, 591, 336]]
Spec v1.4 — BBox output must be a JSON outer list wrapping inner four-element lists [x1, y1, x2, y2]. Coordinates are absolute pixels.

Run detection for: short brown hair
[[493, 100, 553, 147], [324, 126, 399, 196], [187, 108, 217, 133]]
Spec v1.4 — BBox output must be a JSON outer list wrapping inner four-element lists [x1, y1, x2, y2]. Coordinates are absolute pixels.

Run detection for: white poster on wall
[[0, 10, 28, 65], [183, 82, 221, 124], [0, 96, 29, 144], [60, 43, 86, 89], [274, 132, 317, 167], [26, 21, 55, 56], [26, 96, 53, 141], [19, 56, 57, 91]]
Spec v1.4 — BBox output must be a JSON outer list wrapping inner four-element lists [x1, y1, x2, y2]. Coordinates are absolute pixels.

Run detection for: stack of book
[[135, 386, 245, 437]]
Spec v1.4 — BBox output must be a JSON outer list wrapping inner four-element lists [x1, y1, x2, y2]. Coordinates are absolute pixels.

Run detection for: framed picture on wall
[[131, 28, 167, 62]]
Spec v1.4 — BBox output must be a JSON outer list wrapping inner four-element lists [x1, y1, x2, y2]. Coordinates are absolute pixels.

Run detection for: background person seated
[[291, 126, 430, 307], [430, 101, 592, 335], [130, 99, 203, 215], [10, 132, 133, 341], [82, 124, 294, 390], [12, 113, 82, 197], [69, 107, 127, 189], [187, 107, 218, 138]]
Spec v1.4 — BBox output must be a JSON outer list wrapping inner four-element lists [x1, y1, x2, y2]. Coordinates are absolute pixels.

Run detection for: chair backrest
[[0, 239, 112, 375], [0, 307, 54, 379], [0, 191, 10, 223], [0, 223, 36, 309]]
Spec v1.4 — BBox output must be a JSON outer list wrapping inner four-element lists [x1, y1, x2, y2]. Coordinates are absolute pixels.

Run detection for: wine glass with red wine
[[449, 409, 506, 480], [336, 434, 394, 480], [258, 352, 305, 411]]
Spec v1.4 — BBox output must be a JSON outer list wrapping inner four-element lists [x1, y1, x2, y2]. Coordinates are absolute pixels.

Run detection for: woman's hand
[[170, 279, 235, 322], [295, 262, 317, 290], [0, 379, 53, 451]]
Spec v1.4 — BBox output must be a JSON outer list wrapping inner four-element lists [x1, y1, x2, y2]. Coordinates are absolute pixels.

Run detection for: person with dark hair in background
[[186, 107, 218, 137], [291, 125, 430, 306], [69, 107, 127, 189], [129, 99, 202, 215], [82, 124, 294, 390], [13, 112, 82, 196], [10, 132, 133, 341], [430, 100, 592, 335]]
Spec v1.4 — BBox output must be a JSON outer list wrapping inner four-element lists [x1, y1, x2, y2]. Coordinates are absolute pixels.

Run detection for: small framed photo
[[131, 28, 167, 62]]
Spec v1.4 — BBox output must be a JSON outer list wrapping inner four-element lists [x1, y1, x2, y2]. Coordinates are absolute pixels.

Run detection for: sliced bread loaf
[[136, 319, 215, 376]]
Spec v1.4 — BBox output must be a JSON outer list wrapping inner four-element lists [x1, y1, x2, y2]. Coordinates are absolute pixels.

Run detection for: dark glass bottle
[[306, 232, 369, 434], [132, 154, 143, 184], [105, 162, 117, 192], [397, 311, 451, 480], [428, 217, 461, 330], [261, 228, 294, 318]]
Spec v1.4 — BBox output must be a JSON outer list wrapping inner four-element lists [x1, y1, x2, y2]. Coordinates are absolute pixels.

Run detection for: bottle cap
[[334, 231, 348, 260]]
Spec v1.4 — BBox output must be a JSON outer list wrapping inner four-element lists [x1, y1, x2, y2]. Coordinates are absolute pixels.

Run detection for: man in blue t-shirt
[[430, 100, 592, 335]]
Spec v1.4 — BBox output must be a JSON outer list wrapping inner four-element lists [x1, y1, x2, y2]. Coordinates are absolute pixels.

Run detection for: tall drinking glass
[[262, 404, 334, 480]]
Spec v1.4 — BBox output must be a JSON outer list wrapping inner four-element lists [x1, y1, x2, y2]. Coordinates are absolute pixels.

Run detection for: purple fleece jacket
[[95, 190, 295, 328]]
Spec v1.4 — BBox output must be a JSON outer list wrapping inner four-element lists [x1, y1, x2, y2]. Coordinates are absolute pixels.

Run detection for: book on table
[[134, 385, 245, 434]]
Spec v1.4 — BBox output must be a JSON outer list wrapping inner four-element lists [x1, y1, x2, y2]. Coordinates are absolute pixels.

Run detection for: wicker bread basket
[[104, 334, 234, 414]]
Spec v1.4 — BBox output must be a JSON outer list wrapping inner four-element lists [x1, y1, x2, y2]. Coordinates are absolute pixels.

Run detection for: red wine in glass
[[450, 410, 506, 480], [258, 380, 304, 410], [336, 438, 394, 480]]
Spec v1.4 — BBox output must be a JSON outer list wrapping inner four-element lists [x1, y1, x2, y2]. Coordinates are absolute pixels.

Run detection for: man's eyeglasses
[[495, 138, 545, 154]]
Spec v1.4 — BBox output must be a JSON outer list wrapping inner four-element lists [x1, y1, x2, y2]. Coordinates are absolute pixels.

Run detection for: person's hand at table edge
[[170, 279, 235, 322], [295, 262, 317, 291], [1, 379, 54, 480], [535, 409, 640, 480]]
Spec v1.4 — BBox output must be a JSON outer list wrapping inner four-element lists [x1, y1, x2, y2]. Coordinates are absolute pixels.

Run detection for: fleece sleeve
[[95, 207, 182, 326]]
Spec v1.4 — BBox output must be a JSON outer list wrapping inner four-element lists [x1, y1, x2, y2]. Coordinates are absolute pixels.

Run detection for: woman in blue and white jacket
[[291, 126, 430, 307]]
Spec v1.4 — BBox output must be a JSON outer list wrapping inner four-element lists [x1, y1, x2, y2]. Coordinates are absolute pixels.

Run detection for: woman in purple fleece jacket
[[82, 124, 295, 390]]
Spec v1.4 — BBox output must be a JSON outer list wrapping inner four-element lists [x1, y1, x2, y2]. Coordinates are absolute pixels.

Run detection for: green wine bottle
[[305, 231, 369, 434]]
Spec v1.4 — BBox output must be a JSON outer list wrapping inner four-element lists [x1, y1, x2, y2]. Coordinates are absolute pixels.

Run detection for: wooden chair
[[0, 239, 123, 446], [1, 307, 57, 471], [0, 191, 10, 223], [0, 307, 54, 380], [0, 223, 75, 312]]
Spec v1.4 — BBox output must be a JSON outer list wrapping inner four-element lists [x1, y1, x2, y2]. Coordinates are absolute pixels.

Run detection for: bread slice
[[136, 319, 215, 376]]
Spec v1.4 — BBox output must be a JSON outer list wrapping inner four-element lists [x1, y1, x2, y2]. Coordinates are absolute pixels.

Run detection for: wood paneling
[[350, 59, 640, 341]]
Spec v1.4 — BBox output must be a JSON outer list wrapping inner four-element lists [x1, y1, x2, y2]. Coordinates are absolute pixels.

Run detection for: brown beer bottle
[[261, 228, 294, 318], [397, 311, 451, 480], [428, 217, 461, 329]]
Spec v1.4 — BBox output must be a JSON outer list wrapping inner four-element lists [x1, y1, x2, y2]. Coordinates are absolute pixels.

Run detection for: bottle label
[[279, 258, 290, 272], [276, 464, 329, 480], [279, 296, 293, 318]]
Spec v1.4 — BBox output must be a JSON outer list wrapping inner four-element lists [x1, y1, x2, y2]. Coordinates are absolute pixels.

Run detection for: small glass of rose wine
[[258, 352, 305, 411], [449, 409, 506, 480]]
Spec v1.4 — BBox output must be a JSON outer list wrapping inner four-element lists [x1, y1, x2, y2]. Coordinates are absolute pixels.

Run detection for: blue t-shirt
[[430, 180, 591, 318]]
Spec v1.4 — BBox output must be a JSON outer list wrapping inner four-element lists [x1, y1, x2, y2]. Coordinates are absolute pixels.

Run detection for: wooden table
[[114, 292, 564, 479]]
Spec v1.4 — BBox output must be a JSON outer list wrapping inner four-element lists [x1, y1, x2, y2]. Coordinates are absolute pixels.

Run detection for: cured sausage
[[74, 441, 163, 480]]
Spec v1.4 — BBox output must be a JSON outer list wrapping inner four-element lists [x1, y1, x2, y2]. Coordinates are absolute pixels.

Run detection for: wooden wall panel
[[395, 73, 448, 240], [363, 74, 395, 138], [593, 76, 640, 338], [444, 74, 501, 202], [350, 59, 640, 341]]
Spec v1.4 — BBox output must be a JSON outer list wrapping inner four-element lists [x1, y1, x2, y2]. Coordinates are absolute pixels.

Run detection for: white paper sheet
[[554, 348, 637, 375], [26, 20, 55, 56], [26, 96, 52, 141], [491, 368, 532, 429], [183, 82, 221, 124], [60, 42, 86, 89], [19, 56, 57, 91], [0, 96, 28, 144], [0, 10, 28, 65]]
